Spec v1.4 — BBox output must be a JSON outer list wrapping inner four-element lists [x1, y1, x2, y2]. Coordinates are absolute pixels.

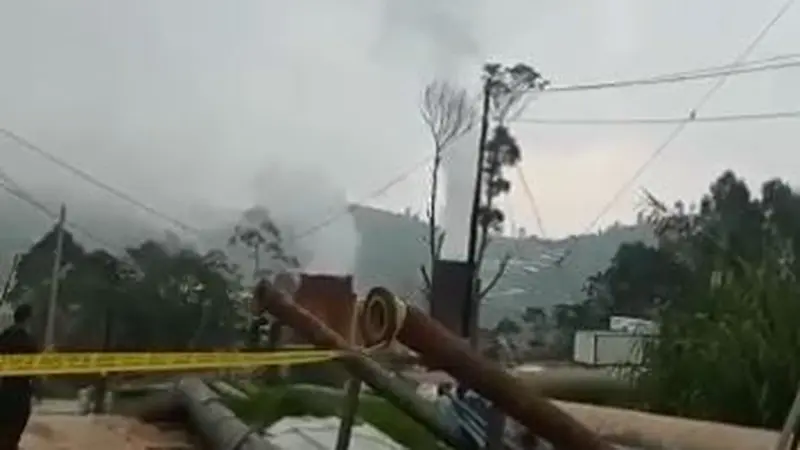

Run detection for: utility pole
[[94, 258, 118, 414], [464, 78, 492, 343], [44, 204, 66, 351], [93, 298, 113, 413]]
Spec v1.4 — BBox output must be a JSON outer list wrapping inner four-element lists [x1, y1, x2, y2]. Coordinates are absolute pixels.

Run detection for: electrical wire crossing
[[0, 128, 200, 234], [514, 110, 800, 126], [515, 166, 547, 239], [4, 45, 799, 249], [289, 142, 473, 242], [0, 124, 443, 246], [555, 0, 798, 266], [0, 174, 136, 263], [545, 54, 800, 94]]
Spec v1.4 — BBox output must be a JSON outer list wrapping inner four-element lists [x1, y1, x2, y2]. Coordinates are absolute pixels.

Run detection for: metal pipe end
[[359, 286, 405, 348]]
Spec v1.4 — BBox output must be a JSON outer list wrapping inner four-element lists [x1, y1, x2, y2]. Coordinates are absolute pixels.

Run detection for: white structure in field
[[574, 316, 658, 366], [609, 316, 659, 335]]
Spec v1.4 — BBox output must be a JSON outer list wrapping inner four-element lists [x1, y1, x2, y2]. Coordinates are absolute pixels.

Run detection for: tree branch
[[479, 253, 511, 300], [420, 265, 432, 290], [420, 80, 476, 300], [476, 216, 493, 273], [435, 230, 446, 259]]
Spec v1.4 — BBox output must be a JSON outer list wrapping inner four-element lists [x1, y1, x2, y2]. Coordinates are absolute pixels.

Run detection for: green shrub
[[633, 259, 800, 428]]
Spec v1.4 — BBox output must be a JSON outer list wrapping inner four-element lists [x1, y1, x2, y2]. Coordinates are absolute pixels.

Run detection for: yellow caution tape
[[0, 350, 340, 376]]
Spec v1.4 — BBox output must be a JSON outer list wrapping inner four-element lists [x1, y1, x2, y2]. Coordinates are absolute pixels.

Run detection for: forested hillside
[[349, 205, 653, 325], [1, 190, 653, 328]]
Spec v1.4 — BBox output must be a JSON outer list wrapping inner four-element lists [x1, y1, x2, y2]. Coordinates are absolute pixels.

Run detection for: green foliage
[[1, 194, 654, 330], [223, 385, 441, 449], [228, 206, 300, 280], [583, 241, 689, 319], [6, 227, 244, 352], [6, 225, 85, 303], [634, 258, 800, 428], [590, 170, 800, 428]]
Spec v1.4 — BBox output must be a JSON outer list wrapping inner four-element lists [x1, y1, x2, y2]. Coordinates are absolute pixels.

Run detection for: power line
[[0, 176, 133, 260], [0, 126, 440, 246], [294, 55, 800, 245], [515, 166, 547, 239], [546, 56, 800, 94], [515, 110, 800, 126], [557, 0, 797, 266], [289, 153, 436, 242], [645, 51, 800, 77], [0, 128, 199, 234], [6, 58, 795, 256]]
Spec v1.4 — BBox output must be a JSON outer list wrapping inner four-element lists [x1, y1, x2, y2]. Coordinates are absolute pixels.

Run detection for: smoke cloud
[[250, 160, 359, 277], [440, 129, 480, 260], [375, 0, 486, 262], [375, 0, 483, 77]]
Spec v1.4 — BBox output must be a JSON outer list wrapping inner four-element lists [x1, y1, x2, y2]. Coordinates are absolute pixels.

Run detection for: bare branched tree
[[419, 80, 476, 295]]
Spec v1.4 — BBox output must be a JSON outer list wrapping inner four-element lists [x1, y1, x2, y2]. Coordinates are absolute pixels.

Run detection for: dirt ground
[[21, 415, 191, 450]]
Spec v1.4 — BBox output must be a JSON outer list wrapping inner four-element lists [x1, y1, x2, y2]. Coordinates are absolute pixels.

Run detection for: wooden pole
[[464, 79, 492, 346], [44, 204, 65, 350]]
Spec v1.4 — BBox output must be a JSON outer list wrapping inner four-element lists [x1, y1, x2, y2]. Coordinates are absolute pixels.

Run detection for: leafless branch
[[420, 80, 477, 294], [421, 80, 477, 152], [479, 253, 511, 300], [476, 223, 492, 275], [419, 265, 432, 291]]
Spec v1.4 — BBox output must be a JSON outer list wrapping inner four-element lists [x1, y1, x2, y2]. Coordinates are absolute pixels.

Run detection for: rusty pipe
[[359, 286, 614, 450], [252, 280, 466, 449]]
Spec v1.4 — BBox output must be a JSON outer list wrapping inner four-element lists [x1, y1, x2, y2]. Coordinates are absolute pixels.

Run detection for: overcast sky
[[0, 0, 798, 240]]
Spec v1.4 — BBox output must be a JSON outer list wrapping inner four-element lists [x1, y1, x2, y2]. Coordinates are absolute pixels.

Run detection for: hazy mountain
[[349, 205, 655, 326], [0, 192, 653, 327]]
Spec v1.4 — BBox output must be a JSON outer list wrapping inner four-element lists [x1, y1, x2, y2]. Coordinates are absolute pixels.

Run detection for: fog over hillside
[[0, 182, 654, 328]]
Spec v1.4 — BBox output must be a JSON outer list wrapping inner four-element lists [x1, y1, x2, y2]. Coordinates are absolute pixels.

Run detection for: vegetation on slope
[[561, 170, 800, 428]]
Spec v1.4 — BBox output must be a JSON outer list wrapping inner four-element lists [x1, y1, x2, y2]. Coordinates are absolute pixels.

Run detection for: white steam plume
[[251, 160, 359, 277], [375, 0, 486, 262], [440, 128, 480, 260]]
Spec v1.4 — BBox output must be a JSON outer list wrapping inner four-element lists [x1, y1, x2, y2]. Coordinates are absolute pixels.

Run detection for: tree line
[[497, 170, 800, 429], [0, 205, 299, 352]]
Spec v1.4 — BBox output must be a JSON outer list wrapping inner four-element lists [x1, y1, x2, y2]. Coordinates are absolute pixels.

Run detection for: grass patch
[[222, 384, 442, 449]]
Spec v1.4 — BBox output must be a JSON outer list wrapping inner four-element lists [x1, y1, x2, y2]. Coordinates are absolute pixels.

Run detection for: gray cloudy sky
[[0, 0, 799, 240]]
